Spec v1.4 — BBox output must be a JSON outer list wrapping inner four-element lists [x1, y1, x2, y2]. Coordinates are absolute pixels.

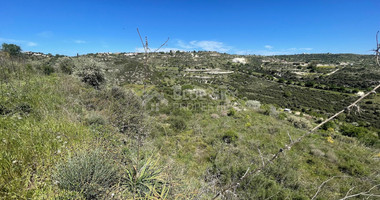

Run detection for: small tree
[[1, 43, 21, 56]]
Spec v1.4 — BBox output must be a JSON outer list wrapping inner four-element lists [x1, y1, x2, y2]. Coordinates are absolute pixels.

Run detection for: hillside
[[0, 51, 379, 199]]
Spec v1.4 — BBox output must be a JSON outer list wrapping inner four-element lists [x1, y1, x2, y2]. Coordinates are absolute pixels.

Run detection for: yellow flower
[[327, 136, 334, 143], [327, 127, 334, 133]]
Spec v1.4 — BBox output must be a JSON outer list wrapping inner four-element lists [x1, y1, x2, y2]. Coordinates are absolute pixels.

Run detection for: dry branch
[[374, 31, 380, 66], [311, 176, 348, 200], [338, 184, 380, 200]]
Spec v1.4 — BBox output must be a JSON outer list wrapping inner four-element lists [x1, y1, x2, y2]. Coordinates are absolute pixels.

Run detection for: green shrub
[[321, 121, 336, 130], [110, 86, 126, 99], [85, 113, 106, 126], [181, 84, 194, 90], [340, 124, 379, 147], [110, 90, 145, 134], [227, 107, 236, 116], [43, 65, 55, 75], [0, 104, 10, 115], [278, 112, 287, 120], [284, 90, 292, 98], [16, 102, 32, 115], [261, 104, 278, 117], [77, 63, 105, 88], [287, 115, 312, 129], [338, 159, 368, 176], [53, 149, 118, 199], [222, 130, 239, 143], [167, 117, 187, 131], [245, 100, 261, 110], [59, 58, 74, 74]]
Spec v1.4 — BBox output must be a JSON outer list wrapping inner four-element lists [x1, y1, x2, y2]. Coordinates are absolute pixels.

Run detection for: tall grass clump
[[53, 149, 118, 199]]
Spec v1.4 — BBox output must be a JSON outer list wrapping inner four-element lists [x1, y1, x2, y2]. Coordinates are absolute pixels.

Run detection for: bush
[[284, 90, 292, 98], [167, 117, 187, 131], [77, 63, 105, 88], [278, 112, 287, 120], [0, 104, 10, 115], [110, 90, 145, 134], [268, 105, 279, 117], [222, 130, 239, 143], [42, 65, 55, 75], [340, 124, 379, 147], [110, 86, 126, 99], [181, 84, 194, 90], [59, 58, 74, 74], [227, 107, 236, 116], [245, 100, 261, 110], [85, 113, 106, 126], [310, 148, 325, 157], [321, 121, 336, 131], [287, 115, 312, 129], [53, 149, 118, 199], [16, 102, 32, 114]]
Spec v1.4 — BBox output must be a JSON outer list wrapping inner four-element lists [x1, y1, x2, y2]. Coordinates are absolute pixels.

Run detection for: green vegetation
[[54, 149, 118, 199], [0, 48, 379, 199], [1, 43, 21, 56]]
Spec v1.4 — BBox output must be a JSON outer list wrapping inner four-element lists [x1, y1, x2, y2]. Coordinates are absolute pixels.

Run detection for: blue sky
[[1, 0, 380, 56]]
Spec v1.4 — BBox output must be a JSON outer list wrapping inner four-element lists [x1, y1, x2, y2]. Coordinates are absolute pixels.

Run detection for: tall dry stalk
[[135, 28, 169, 174]]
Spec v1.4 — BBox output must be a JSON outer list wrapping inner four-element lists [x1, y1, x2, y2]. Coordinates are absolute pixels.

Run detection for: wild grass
[[0, 53, 379, 199]]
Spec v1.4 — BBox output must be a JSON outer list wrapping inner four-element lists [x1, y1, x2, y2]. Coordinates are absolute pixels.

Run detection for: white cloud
[[177, 40, 193, 49], [37, 31, 53, 38], [27, 42, 37, 47], [74, 40, 86, 44], [235, 47, 314, 55], [0, 37, 38, 47], [193, 40, 230, 52], [299, 47, 313, 51], [264, 45, 273, 49], [287, 47, 313, 51], [176, 40, 231, 52]]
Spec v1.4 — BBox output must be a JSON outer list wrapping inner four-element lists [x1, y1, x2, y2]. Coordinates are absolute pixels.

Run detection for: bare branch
[[145, 36, 149, 52], [312, 176, 343, 200], [373, 31, 379, 66], [154, 37, 170, 52], [338, 184, 380, 200], [344, 187, 355, 198], [257, 148, 265, 167], [287, 131, 293, 143], [137, 28, 146, 51]]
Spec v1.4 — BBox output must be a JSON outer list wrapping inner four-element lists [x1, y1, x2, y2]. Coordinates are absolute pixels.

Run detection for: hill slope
[[0, 52, 379, 199]]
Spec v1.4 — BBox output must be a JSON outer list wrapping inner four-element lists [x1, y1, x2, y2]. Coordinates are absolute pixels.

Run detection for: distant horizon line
[[18, 50, 374, 57]]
